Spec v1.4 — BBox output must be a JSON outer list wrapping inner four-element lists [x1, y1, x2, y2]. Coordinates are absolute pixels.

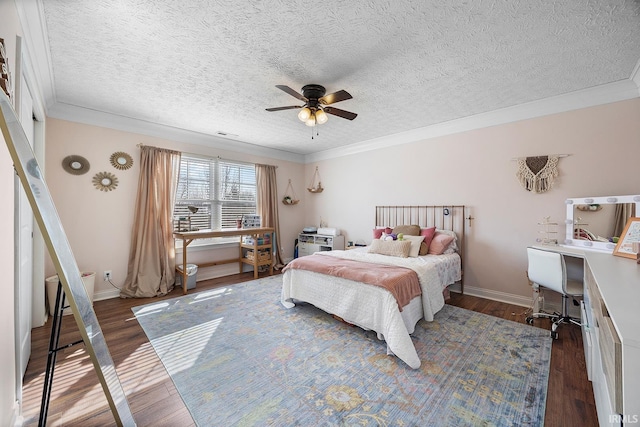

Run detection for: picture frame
[[613, 217, 640, 260]]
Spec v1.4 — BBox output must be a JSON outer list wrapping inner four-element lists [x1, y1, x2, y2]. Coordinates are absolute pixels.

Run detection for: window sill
[[175, 239, 239, 254]]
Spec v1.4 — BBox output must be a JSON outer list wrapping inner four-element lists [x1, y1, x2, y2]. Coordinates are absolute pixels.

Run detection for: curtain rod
[[510, 154, 570, 161], [136, 143, 276, 168]]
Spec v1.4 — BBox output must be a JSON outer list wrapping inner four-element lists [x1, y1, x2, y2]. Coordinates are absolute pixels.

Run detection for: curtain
[[120, 146, 181, 298], [255, 164, 284, 268], [614, 203, 636, 237]]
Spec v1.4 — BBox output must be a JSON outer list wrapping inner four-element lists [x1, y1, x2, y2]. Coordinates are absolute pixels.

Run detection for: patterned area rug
[[132, 276, 551, 426]]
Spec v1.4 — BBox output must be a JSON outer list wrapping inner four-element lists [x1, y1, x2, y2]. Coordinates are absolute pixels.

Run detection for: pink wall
[[304, 98, 640, 301], [44, 98, 640, 304], [44, 119, 305, 298]]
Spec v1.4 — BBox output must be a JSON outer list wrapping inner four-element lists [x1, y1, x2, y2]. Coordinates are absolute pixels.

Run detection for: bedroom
[[2, 1, 640, 425]]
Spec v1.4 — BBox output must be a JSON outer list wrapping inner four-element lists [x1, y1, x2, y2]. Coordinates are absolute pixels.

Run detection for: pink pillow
[[428, 233, 455, 255], [372, 227, 393, 239], [420, 227, 436, 248]]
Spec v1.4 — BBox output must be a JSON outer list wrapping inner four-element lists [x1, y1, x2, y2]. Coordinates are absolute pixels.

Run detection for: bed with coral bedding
[[281, 205, 465, 369]]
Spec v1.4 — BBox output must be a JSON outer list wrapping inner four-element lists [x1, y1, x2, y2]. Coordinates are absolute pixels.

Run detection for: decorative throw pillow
[[368, 239, 411, 258], [436, 229, 458, 253], [392, 224, 420, 236], [419, 226, 437, 255], [402, 235, 425, 257], [427, 232, 455, 255], [373, 228, 384, 239]]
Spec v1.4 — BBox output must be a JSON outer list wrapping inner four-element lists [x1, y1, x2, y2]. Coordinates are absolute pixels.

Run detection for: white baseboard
[[94, 263, 242, 301], [11, 400, 22, 427], [451, 284, 533, 308]]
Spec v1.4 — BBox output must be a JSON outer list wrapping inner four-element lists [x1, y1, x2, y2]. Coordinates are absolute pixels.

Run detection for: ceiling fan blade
[[275, 85, 307, 102], [319, 89, 352, 105], [265, 105, 304, 112], [323, 106, 357, 120]]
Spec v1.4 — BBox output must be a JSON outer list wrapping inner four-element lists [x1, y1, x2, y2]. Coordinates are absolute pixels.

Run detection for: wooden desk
[[174, 227, 275, 294]]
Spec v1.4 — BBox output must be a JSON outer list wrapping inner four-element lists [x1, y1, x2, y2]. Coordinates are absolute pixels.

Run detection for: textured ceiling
[[38, 0, 640, 156]]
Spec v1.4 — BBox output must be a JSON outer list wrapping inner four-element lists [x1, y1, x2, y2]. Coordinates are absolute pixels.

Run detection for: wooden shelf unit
[[174, 227, 275, 293], [240, 232, 274, 279]]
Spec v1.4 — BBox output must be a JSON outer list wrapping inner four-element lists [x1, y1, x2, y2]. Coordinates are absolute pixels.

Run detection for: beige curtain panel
[[614, 203, 636, 238], [256, 164, 284, 268], [120, 146, 181, 298]]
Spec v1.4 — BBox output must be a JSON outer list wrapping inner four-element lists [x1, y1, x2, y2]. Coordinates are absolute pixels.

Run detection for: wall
[[0, 0, 21, 423], [304, 98, 640, 304], [44, 118, 305, 299]]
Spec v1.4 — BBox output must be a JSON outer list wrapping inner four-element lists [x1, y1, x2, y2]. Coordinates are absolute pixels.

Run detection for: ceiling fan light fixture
[[297, 107, 311, 122], [305, 116, 316, 127], [315, 108, 328, 124]]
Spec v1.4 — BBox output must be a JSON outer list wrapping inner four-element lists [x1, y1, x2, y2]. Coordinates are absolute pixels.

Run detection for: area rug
[[132, 276, 551, 426]]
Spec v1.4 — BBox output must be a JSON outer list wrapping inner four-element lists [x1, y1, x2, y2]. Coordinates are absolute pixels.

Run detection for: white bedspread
[[281, 249, 461, 369]]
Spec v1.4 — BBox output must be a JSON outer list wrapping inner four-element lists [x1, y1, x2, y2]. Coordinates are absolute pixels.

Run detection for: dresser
[[582, 251, 640, 426], [534, 246, 640, 425]]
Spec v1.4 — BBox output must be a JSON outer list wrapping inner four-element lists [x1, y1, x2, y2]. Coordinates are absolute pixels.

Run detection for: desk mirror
[[565, 195, 640, 252]]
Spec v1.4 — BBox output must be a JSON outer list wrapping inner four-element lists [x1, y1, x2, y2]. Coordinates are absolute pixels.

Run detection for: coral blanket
[[283, 255, 421, 310]]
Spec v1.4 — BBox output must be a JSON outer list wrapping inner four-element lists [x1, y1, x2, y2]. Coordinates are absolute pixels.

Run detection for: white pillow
[[401, 235, 425, 257]]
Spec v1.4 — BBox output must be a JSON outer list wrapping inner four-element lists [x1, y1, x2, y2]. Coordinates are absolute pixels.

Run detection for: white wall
[[0, 0, 21, 423], [303, 98, 640, 303]]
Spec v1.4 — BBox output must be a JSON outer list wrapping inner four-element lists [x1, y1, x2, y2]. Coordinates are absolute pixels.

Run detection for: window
[[174, 155, 256, 234]]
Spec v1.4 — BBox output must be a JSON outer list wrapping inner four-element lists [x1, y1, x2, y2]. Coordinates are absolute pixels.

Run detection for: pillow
[[402, 235, 425, 257], [373, 227, 393, 239], [427, 232, 455, 255], [372, 228, 384, 239], [436, 229, 458, 253], [392, 224, 420, 236], [418, 227, 437, 255], [368, 239, 411, 258]]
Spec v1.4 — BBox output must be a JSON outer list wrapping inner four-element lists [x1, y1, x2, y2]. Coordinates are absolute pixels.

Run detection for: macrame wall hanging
[[515, 155, 560, 194]]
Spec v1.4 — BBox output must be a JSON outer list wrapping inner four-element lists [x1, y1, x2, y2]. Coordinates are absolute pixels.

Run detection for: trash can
[[45, 272, 96, 316], [176, 264, 198, 290]]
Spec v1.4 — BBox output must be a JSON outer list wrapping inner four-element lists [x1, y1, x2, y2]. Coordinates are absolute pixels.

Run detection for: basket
[[246, 250, 271, 262]]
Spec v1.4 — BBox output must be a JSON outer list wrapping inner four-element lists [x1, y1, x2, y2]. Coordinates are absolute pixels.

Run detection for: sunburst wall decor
[[62, 155, 90, 175], [92, 171, 119, 192], [110, 151, 133, 170]]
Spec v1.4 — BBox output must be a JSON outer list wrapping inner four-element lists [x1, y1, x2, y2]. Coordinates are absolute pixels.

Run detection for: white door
[[15, 75, 34, 380]]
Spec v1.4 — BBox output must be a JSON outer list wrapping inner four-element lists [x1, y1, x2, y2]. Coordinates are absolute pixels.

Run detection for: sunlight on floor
[[151, 318, 224, 375]]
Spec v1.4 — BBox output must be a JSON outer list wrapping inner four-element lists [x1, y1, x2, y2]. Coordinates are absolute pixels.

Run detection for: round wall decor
[[110, 151, 133, 170], [62, 155, 90, 175], [92, 171, 119, 192]]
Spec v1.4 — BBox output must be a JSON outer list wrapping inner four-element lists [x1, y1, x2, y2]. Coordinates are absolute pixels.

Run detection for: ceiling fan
[[266, 84, 357, 126]]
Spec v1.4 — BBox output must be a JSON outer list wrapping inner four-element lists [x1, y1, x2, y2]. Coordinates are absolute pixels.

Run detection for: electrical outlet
[[103, 270, 112, 281]]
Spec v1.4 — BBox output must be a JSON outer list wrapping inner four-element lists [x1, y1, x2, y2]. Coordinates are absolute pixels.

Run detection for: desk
[[531, 244, 640, 425], [174, 227, 275, 294]]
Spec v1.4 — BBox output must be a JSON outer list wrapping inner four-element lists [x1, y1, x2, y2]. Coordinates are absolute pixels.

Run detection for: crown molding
[[47, 102, 305, 163], [304, 79, 640, 163], [15, 0, 55, 113], [632, 57, 640, 92]]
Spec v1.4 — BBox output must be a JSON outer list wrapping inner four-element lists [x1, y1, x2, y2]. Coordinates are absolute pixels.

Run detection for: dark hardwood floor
[[21, 273, 597, 426]]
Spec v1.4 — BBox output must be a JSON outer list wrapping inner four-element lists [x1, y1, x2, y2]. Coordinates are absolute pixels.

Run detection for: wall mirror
[[564, 194, 640, 252]]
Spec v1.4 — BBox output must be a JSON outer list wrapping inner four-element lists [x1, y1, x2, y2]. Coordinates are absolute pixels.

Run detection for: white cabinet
[[297, 233, 345, 257], [581, 252, 640, 426]]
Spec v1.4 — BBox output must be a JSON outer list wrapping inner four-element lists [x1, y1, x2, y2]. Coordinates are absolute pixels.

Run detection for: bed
[[281, 205, 466, 369]]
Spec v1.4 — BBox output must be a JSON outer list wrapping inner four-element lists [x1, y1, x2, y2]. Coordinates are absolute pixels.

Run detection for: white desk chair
[[525, 247, 583, 339]]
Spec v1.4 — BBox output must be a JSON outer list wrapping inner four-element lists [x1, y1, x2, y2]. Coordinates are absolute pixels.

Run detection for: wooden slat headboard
[[375, 205, 466, 292]]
